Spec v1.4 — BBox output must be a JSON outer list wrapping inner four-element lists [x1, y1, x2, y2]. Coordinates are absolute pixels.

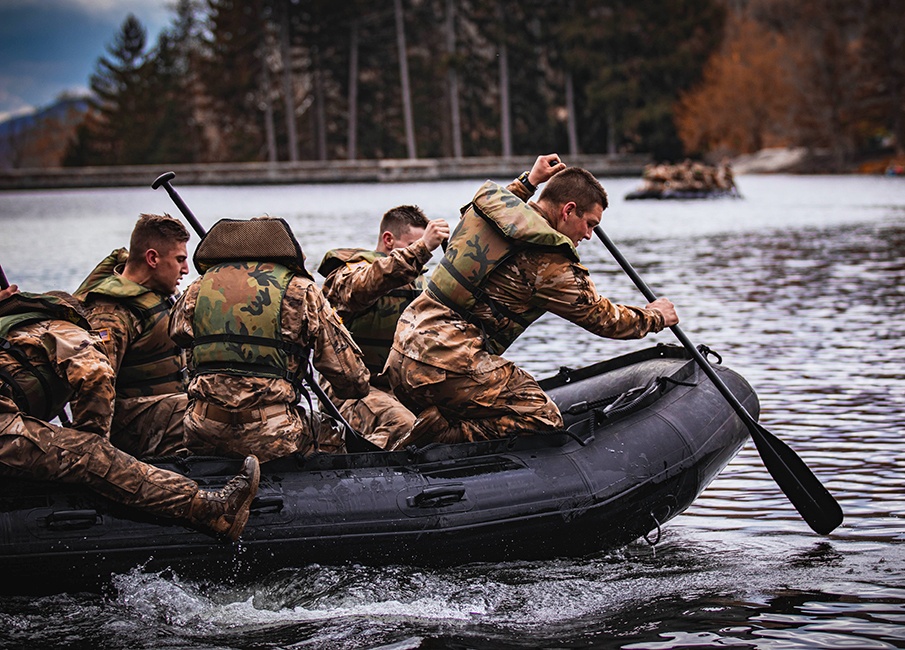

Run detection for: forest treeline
[[27, 0, 905, 169]]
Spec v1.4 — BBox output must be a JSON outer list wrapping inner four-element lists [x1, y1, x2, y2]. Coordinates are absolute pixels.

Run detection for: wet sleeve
[[323, 241, 432, 315], [507, 179, 534, 202], [45, 325, 116, 436], [532, 256, 665, 340], [306, 286, 370, 400]]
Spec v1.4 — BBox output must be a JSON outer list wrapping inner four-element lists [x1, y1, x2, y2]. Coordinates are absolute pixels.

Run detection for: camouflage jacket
[[392, 179, 666, 375], [0, 320, 116, 435], [170, 268, 369, 410], [319, 240, 432, 377], [79, 274, 185, 398]]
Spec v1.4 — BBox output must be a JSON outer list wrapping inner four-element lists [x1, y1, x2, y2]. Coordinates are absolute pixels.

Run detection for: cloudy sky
[[0, 0, 172, 121]]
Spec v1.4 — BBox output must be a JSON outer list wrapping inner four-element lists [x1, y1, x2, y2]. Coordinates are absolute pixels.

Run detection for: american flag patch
[[94, 328, 111, 342]]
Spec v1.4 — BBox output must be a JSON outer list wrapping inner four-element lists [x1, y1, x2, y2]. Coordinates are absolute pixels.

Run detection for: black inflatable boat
[[0, 344, 757, 594], [624, 187, 742, 201]]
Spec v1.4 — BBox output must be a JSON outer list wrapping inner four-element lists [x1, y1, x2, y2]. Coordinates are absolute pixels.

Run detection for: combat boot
[[187, 455, 261, 542]]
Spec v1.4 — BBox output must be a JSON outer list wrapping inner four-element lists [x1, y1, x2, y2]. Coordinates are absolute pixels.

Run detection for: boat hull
[[0, 345, 757, 594]]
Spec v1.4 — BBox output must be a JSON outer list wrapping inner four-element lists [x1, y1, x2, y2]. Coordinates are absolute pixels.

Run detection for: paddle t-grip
[[151, 172, 207, 238]]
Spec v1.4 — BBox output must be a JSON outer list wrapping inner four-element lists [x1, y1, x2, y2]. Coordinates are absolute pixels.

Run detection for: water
[[1, 173, 904, 649]]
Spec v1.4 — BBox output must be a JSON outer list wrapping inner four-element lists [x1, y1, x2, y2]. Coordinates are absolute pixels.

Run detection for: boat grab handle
[[41, 509, 100, 530], [407, 485, 466, 508], [250, 495, 284, 514]]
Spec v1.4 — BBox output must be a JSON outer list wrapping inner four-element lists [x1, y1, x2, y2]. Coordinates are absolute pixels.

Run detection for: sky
[[0, 0, 172, 122]]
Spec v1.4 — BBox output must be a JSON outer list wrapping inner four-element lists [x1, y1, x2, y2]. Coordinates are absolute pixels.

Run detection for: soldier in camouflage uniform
[[0, 290, 260, 542], [386, 154, 679, 448], [75, 214, 191, 459], [317, 205, 450, 448], [170, 217, 369, 463]]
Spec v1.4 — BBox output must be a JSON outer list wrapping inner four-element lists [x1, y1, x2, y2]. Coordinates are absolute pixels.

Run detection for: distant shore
[[0, 154, 650, 191]]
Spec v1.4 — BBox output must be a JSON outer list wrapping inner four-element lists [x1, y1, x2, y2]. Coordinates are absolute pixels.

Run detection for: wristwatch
[[517, 171, 536, 193]]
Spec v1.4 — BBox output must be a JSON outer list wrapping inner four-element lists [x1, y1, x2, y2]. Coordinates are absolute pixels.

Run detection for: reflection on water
[[1, 174, 904, 649]]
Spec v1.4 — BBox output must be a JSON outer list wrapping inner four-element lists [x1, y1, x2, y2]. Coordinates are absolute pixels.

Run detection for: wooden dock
[[0, 154, 649, 191]]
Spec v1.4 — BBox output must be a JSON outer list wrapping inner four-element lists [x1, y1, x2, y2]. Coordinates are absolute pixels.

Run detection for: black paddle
[[594, 225, 843, 535], [0, 264, 9, 291], [151, 172, 381, 453]]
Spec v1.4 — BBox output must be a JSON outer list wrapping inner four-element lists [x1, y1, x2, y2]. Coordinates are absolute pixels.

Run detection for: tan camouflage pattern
[[80, 274, 186, 397], [387, 178, 666, 444], [323, 381, 415, 449], [184, 399, 346, 461], [109, 392, 187, 458], [385, 348, 562, 449], [320, 242, 431, 379], [0, 319, 198, 521], [0, 412, 197, 518], [0, 320, 115, 435], [428, 181, 578, 355], [171, 271, 369, 461]]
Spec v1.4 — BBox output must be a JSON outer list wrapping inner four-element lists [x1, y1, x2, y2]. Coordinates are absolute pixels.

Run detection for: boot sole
[[226, 458, 261, 543]]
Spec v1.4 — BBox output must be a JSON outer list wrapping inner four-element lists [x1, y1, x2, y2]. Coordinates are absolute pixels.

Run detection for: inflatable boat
[[0, 344, 757, 595], [624, 187, 742, 201]]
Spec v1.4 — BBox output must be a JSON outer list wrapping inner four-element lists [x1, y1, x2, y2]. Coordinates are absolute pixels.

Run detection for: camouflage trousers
[[184, 399, 346, 463], [0, 412, 198, 520], [325, 382, 416, 449], [111, 393, 187, 459], [385, 349, 563, 449]]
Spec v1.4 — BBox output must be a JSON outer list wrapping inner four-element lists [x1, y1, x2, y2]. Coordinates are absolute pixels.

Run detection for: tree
[[66, 14, 152, 165], [675, 14, 793, 157]]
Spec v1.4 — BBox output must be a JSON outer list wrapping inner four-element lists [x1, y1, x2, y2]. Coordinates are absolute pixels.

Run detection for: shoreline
[[0, 154, 649, 191]]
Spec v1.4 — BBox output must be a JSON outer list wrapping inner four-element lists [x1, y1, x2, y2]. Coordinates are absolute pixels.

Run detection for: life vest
[[427, 180, 578, 355], [318, 248, 427, 376], [0, 292, 90, 420], [83, 275, 185, 398], [190, 261, 309, 392], [73, 248, 129, 299]]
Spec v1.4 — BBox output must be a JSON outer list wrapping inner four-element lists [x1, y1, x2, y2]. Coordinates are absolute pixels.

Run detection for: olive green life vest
[[73, 248, 129, 300], [84, 275, 184, 398], [427, 180, 578, 355], [0, 292, 90, 421], [319, 248, 427, 377], [190, 261, 309, 391]]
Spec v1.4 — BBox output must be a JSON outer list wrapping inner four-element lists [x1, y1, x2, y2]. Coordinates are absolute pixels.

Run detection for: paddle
[[593, 225, 843, 535], [0, 264, 9, 291], [151, 172, 381, 453]]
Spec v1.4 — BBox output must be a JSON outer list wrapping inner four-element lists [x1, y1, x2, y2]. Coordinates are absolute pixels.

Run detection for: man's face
[[150, 241, 189, 295], [392, 226, 425, 250], [558, 202, 603, 246]]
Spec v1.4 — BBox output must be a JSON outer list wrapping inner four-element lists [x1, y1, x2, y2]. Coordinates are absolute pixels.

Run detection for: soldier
[[75, 214, 190, 459], [0, 290, 259, 542], [317, 205, 450, 448], [169, 217, 370, 463], [386, 154, 679, 448]]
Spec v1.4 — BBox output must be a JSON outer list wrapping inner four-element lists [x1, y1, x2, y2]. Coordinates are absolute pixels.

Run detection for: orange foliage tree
[[674, 14, 793, 158]]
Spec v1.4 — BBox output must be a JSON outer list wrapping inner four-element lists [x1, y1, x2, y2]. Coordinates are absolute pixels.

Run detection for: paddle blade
[[748, 421, 843, 535]]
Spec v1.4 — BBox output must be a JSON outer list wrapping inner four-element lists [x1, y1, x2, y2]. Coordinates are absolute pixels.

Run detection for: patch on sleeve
[[93, 328, 112, 342]]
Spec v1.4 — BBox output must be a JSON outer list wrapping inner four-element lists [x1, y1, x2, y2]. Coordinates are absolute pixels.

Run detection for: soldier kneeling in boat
[[0, 289, 260, 542], [386, 154, 679, 448], [169, 217, 369, 462], [317, 205, 449, 449]]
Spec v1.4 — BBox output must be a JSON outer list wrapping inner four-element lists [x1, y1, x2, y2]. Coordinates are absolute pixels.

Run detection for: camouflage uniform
[[318, 241, 432, 448], [0, 301, 201, 523], [386, 179, 666, 448], [76, 249, 187, 459], [170, 262, 370, 462]]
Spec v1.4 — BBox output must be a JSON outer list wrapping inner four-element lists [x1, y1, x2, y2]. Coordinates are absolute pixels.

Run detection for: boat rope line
[[644, 511, 663, 547]]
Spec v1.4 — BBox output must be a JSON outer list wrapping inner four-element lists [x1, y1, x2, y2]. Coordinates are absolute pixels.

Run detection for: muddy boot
[[187, 455, 261, 542]]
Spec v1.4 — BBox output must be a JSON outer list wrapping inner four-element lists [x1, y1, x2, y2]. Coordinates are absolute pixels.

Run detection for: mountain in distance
[[0, 95, 90, 169]]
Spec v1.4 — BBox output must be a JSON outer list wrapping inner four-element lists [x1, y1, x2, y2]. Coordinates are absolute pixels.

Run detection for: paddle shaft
[[0, 264, 8, 290], [593, 225, 842, 534], [150, 172, 379, 452]]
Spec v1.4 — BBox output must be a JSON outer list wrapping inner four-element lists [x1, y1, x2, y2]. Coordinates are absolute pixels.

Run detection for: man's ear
[[380, 231, 395, 251], [145, 248, 161, 269]]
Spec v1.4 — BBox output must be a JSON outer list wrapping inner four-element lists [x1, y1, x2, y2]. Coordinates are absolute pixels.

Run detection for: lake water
[[1, 173, 904, 649]]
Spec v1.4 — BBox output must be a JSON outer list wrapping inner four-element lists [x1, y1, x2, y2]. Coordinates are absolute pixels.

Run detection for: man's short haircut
[[537, 168, 609, 214], [379, 205, 429, 238], [128, 213, 190, 263]]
